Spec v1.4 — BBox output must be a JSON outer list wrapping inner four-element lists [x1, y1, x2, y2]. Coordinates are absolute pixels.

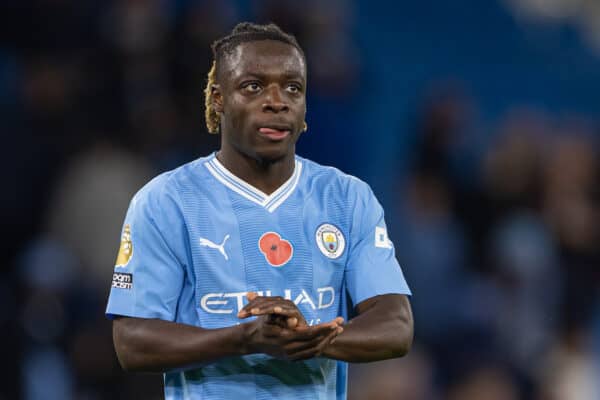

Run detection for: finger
[[288, 329, 340, 361], [239, 294, 286, 315], [266, 313, 296, 328], [249, 305, 303, 319], [261, 322, 285, 338], [238, 296, 274, 318], [294, 317, 343, 331], [237, 293, 263, 318], [286, 317, 298, 329], [284, 328, 338, 353], [294, 319, 339, 332], [286, 322, 339, 341], [314, 327, 342, 354], [243, 298, 303, 318], [295, 317, 308, 327], [268, 314, 290, 328], [248, 297, 293, 312], [329, 325, 344, 345], [238, 297, 291, 318]]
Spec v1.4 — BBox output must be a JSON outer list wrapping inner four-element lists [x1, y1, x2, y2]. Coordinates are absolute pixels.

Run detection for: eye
[[286, 84, 302, 94], [242, 82, 262, 93]]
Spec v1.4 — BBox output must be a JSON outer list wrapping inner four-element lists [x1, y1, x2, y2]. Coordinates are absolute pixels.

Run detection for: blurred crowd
[[1, 1, 599, 399], [380, 97, 600, 400], [504, 0, 600, 52]]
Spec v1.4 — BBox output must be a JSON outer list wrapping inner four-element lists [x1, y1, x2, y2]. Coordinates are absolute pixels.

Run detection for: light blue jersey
[[106, 153, 411, 400]]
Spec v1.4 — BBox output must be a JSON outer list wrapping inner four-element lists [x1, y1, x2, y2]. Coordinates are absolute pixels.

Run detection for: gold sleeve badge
[[115, 224, 133, 267]]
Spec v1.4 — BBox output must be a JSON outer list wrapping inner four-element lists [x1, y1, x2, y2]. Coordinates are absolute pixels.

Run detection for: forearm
[[113, 317, 249, 373], [322, 295, 413, 363]]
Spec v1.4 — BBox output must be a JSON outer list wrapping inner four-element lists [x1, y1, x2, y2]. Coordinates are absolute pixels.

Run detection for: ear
[[211, 84, 224, 114]]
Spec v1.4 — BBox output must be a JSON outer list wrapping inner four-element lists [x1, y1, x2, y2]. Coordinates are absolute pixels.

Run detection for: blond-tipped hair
[[204, 61, 220, 134]]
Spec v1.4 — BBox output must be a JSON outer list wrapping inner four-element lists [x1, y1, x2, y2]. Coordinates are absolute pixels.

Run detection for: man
[[107, 22, 413, 399]]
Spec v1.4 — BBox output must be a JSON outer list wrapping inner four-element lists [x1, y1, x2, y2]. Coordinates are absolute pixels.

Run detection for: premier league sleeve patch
[[316, 223, 345, 259], [115, 224, 134, 268]]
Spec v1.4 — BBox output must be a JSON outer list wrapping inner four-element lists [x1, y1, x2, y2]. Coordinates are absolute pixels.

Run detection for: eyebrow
[[235, 71, 306, 83]]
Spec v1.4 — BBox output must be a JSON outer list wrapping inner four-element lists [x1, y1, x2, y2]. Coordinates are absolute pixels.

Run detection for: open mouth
[[258, 126, 292, 140]]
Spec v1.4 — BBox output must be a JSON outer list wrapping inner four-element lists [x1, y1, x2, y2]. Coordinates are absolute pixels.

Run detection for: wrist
[[237, 321, 257, 356], [321, 329, 344, 360], [321, 340, 336, 359]]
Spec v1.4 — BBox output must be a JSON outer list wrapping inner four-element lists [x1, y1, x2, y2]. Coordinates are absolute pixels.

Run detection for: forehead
[[221, 40, 306, 81]]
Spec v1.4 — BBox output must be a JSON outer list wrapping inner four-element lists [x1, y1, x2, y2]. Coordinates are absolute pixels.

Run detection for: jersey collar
[[204, 154, 303, 213]]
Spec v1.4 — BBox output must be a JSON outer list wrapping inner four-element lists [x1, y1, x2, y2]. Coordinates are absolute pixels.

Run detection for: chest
[[180, 192, 350, 327]]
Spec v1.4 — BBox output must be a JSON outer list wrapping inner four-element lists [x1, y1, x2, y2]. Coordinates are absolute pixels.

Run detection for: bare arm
[[113, 313, 343, 373], [322, 294, 413, 363], [112, 317, 247, 372]]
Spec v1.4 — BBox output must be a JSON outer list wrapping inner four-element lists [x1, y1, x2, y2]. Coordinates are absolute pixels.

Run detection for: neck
[[216, 148, 296, 195]]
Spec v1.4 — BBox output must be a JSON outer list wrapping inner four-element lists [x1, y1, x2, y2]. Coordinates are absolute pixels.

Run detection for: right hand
[[243, 315, 343, 361], [239, 293, 344, 360]]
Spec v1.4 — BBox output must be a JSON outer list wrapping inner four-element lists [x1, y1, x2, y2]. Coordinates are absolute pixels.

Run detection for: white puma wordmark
[[199, 234, 230, 260]]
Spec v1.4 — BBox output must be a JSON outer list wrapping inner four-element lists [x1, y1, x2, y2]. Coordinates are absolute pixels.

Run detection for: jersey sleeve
[[345, 180, 411, 307], [106, 176, 188, 321]]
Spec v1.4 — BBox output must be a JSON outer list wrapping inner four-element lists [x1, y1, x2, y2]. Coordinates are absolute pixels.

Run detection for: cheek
[[231, 108, 253, 133], [224, 99, 249, 130]]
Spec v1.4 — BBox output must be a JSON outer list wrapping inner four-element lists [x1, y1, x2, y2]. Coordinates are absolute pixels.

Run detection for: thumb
[[246, 292, 258, 301]]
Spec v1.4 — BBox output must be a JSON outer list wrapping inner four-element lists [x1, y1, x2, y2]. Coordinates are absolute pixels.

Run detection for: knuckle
[[280, 329, 291, 338]]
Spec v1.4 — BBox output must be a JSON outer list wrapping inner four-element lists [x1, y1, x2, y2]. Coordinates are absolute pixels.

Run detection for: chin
[[254, 145, 293, 165], [255, 151, 287, 165]]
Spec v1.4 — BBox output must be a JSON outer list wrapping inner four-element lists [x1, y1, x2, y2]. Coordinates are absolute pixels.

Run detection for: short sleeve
[[345, 181, 411, 307], [106, 176, 187, 321]]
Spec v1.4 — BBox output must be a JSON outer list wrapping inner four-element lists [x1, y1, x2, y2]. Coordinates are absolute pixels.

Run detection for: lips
[[258, 126, 292, 140]]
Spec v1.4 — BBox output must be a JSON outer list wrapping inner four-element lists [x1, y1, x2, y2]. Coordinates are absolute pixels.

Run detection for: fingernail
[[274, 306, 282, 313], [337, 327, 344, 334], [251, 308, 259, 314]]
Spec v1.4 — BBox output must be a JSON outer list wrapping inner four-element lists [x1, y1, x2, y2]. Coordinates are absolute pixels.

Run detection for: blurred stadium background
[[1, 0, 599, 399]]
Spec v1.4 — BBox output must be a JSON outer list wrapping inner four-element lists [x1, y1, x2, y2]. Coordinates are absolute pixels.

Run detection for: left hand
[[238, 292, 307, 328], [238, 292, 345, 361]]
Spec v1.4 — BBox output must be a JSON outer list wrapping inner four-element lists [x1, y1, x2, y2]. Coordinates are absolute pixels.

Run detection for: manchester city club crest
[[316, 223, 345, 259]]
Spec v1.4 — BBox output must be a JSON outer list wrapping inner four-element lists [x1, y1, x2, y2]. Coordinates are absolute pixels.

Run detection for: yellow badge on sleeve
[[115, 224, 133, 267]]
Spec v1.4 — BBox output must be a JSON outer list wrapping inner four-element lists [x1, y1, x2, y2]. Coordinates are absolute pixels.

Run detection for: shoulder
[[131, 155, 212, 212], [298, 156, 374, 200]]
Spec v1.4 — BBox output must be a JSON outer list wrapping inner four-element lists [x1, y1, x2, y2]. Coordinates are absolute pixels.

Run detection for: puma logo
[[199, 234, 230, 260]]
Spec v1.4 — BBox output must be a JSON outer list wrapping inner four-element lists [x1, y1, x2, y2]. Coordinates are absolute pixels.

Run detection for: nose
[[262, 85, 289, 113]]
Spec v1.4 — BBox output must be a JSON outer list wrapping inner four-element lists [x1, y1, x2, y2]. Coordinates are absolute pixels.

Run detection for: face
[[213, 40, 307, 164]]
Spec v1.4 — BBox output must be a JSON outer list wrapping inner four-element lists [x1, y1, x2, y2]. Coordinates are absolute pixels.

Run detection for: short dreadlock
[[204, 22, 305, 134]]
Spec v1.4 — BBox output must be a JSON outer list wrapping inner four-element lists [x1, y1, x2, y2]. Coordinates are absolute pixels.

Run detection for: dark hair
[[204, 22, 304, 134]]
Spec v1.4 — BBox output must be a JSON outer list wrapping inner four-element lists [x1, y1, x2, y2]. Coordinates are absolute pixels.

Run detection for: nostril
[[263, 102, 289, 112]]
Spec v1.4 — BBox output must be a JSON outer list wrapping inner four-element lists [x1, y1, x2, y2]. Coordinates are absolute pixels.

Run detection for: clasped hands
[[237, 292, 344, 361]]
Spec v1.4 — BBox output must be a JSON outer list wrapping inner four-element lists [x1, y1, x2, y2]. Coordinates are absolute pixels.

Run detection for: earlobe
[[211, 84, 223, 113]]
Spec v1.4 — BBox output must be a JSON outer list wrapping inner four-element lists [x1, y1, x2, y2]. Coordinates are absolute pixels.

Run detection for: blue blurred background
[[2, 0, 599, 399]]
